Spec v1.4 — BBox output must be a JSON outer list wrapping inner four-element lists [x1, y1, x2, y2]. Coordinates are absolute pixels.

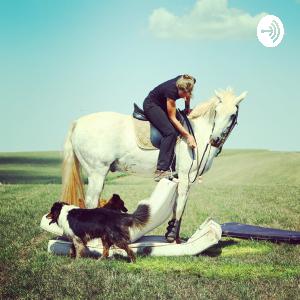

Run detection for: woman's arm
[[166, 98, 190, 138], [185, 97, 190, 110], [184, 95, 192, 114]]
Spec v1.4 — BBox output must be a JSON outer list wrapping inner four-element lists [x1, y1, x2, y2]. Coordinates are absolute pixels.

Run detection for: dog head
[[106, 194, 128, 212], [46, 201, 68, 225]]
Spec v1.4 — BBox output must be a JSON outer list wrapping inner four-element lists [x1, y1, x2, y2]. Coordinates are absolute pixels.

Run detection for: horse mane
[[188, 88, 235, 121], [187, 95, 219, 121]]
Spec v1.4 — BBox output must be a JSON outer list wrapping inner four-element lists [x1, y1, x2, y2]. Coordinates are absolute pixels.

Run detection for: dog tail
[[127, 204, 150, 229]]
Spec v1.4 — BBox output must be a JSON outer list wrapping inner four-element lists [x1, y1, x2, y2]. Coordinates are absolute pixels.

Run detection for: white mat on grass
[[40, 178, 178, 242]]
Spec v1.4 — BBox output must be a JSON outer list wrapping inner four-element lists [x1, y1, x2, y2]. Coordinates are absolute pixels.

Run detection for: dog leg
[[100, 238, 112, 260], [72, 237, 85, 259], [69, 243, 76, 258], [116, 241, 136, 263], [125, 246, 136, 263]]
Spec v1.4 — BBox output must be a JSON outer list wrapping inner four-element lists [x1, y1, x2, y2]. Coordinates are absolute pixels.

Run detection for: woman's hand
[[187, 134, 197, 149], [184, 108, 193, 115]]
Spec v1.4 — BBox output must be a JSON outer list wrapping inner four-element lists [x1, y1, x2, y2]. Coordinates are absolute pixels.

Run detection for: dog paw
[[99, 256, 108, 261]]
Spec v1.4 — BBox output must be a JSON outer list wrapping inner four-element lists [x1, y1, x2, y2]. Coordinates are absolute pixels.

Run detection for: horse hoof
[[165, 235, 176, 243], [165, 219, 176, 233], [164, 219, 180, 243], [175, 237, 182, 244], [164, 219, 176, 240]]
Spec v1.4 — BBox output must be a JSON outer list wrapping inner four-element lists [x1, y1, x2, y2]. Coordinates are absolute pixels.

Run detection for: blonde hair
[[176, 74, 196, 97]]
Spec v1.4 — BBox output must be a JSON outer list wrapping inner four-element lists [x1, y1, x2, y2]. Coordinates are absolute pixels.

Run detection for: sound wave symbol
[[261, 20, 280, 43]]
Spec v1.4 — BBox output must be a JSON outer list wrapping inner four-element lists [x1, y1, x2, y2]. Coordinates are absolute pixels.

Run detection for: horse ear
[[227, 86, 233, 93], [214, 90, 222, 100], [235, 91, 248, 105]]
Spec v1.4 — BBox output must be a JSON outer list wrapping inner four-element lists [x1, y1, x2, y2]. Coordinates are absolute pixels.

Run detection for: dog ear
[[112, 193, 121, 200], [57, 200, 69, 206], [48, 209, 60, 225], [121, 205, 128, 212], [46, 212, 52, 219], [48, 202, 64, 225], [118, 198, 128, 212]]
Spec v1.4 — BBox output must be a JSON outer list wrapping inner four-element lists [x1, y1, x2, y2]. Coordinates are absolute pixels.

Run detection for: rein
[[179, 103, 239, 184]]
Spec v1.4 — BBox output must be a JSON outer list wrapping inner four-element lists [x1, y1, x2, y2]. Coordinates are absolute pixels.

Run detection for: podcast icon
[[257, 15, 284, 48]]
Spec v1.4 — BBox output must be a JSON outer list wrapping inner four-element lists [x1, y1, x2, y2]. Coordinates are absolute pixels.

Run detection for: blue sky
[[0, 0, 299, 152]]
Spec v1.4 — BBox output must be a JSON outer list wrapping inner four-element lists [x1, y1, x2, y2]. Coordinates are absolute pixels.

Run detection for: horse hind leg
[[85, 165, 110, 209]]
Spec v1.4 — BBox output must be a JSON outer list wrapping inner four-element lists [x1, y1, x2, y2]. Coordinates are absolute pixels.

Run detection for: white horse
[[61, 88, 247, 234]]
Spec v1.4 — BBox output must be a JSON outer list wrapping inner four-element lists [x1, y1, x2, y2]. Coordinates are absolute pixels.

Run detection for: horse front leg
[[165, 176, 190, 243]]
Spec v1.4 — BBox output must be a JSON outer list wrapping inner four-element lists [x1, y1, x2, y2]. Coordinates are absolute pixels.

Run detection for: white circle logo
[[257, 15, 284, 47]]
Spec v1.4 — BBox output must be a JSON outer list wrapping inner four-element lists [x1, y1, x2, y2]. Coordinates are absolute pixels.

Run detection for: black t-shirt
[[145, 75, 182, 108]]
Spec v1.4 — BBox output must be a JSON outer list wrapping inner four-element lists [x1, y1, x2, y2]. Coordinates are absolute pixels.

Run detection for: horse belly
[[109, 115, 160, 174], [114, 149, 159, 174], [72, 112, 159, 174]]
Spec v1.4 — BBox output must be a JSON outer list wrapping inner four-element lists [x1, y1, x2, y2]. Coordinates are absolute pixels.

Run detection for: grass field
[[0, 149, 299, 299]]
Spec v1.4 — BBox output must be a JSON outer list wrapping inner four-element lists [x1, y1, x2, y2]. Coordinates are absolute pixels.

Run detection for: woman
[[143, 74, 197, 182]]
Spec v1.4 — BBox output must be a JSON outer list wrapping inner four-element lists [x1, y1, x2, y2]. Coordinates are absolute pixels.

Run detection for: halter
[[180, 101, 239, 184]]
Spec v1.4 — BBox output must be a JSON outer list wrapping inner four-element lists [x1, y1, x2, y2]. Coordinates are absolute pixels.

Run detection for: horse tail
[[60, 121, 85, 207]]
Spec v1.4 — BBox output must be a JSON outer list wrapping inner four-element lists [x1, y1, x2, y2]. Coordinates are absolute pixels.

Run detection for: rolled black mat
[[221, 222, 300, 244]]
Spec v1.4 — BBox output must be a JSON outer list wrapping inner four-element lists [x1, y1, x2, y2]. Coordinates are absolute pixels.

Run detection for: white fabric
[[41, 178, 224, 257], [47, 218, 222, 257], [40, 178, 178, 240], [129, 178, 178, 242], [40, 215, 63, 236]]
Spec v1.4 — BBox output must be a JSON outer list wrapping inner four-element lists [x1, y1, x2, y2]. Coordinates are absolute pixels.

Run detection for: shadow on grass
[[0, 156, 61, 165], [0, 155, 62, 183], [0, 169, 127, 184], [201, 239, 239, 257], [0, 154, 129, 184], [0, 169, 62, 184]]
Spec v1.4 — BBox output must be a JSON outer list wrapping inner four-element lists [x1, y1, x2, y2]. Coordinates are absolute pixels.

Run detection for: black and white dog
[[46, 198, 150, 262]]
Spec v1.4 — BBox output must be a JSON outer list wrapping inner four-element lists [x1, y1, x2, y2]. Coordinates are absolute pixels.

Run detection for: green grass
[[0, 149, 300, 299]]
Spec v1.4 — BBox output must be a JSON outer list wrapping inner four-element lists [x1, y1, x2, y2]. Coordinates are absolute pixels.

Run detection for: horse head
[[211, 88, 247, 146], [188, 87, 247, 151]]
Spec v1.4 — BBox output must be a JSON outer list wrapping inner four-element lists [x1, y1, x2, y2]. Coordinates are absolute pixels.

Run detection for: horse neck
[[186, 115, 219, 175], [189, 116, 214, 149]]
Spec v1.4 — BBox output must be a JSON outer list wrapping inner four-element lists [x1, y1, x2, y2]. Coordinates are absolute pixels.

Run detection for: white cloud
[[149, 0, 267, 40]]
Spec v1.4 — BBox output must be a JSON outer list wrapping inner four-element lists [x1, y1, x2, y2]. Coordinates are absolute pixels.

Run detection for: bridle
[[209, 106, 239, 149], [180, 101, 239, 184]]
